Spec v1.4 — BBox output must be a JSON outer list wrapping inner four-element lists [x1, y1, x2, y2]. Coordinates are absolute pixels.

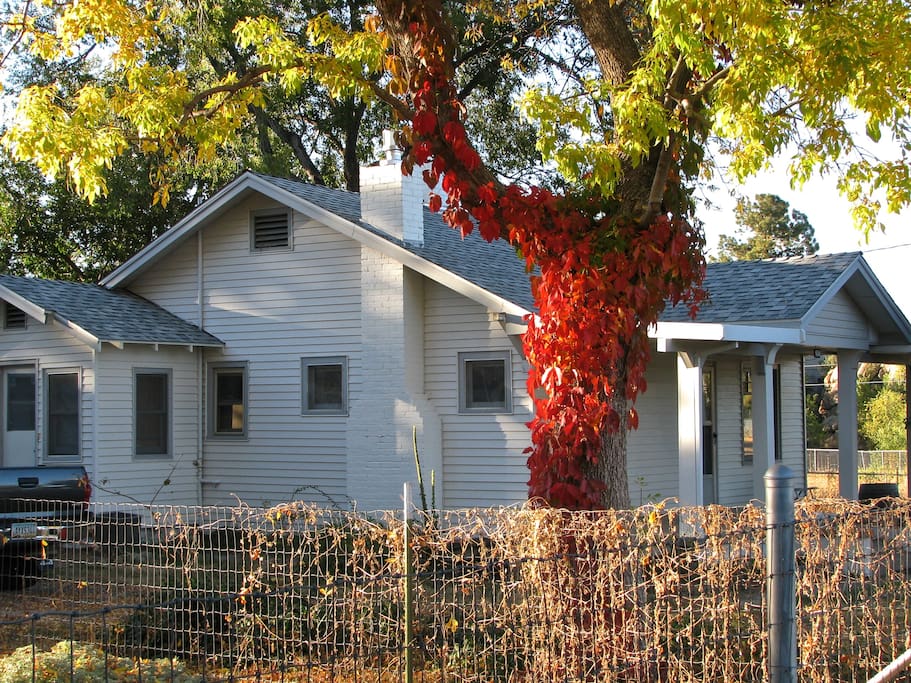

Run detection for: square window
[[302, 357, 347, 415], [210, 365, 247, 436], [459, 351, 511, 413], [135, 370, 170, 457]]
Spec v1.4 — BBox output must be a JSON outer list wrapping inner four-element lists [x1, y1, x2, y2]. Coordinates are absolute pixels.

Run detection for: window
[[6, 372, 35, 431], [251, 208, 292, 251], [210, 365, 247, 436], [135, 370, 170, 457], [459, 351, 511, 413], [302, 357, 347, 415], [46, 371, 79, 458], [4, 303, 26, 329], [741, 362, 782, 463], [741, 364, 753, 462]]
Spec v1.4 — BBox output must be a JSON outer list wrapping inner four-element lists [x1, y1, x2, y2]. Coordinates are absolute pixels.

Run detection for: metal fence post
[[403, 482, 414, 683], [766, 463, 797, 683]]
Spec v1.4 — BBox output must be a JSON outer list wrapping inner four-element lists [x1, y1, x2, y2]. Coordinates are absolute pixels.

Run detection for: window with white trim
[[459, 351, 511, 413], [46, 370, 80, 459], [251, 208, 292, 251], [302, 357, 347, 415], [134, 369, 170, 457], [210, 364, 247, 436]]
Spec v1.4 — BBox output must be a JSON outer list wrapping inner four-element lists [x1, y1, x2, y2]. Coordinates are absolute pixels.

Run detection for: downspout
[[906, 364, 910, 498], [91, 348, 99, 497], [196, 230, 205, 506]]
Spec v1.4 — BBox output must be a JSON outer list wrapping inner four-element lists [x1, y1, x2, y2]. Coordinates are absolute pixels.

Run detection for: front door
[[702, 366, 717, 505], [2, 367, 36, 467]]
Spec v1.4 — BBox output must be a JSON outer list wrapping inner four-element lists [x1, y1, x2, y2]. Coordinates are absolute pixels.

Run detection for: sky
[[698, 166, 911, 318]]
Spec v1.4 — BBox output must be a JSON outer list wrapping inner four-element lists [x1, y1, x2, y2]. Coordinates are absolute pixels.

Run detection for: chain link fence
[[0, 494, 909, 681]]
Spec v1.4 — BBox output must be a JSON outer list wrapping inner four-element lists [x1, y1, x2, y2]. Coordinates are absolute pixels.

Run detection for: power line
[[862, 242, 911, 254]]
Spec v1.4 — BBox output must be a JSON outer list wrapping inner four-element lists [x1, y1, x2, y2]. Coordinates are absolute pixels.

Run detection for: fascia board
[[650, 321, 805, 345], [46, 312, 101, 351], [851, 258, 911, 341], [101, 173, 260, 288], [262, 183, 531, 318], [0, 285, 49, 323], [799, 255, 911, 342], [799, 255, 860, 327], [102, 173, 531, 318]]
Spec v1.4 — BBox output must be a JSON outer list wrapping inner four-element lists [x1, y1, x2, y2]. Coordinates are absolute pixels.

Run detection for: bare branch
[[1, 0, 34, 70]]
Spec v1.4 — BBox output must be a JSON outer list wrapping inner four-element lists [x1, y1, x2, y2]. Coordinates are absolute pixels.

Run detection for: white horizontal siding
[[777, 356, 806, 488], [627, 350, 680, 505], [187, 197, 358, 507], [713, 357, 753, 506], [805, 291, 872, 349], [424, 281, 531, 508], [93, 346, 200, 505]]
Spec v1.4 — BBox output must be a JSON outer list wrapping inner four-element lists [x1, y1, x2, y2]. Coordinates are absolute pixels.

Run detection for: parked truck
[[0, 466, 91, 589]]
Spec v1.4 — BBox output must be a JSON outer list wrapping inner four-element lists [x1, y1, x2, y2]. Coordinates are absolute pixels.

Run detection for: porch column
[[752, 350, 779, 501], [677, 353, 704, 506], [837, 351, 861, 499]]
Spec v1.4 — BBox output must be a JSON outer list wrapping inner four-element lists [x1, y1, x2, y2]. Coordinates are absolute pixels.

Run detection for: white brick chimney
[[359, 130, 425, 246]]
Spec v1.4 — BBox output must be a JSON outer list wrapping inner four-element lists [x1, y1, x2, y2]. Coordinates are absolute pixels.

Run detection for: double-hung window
[[210, 364, 247, 436], [135, 370, 170, 457], [46, 370, 79, 459], [459, 351, 511, 413]]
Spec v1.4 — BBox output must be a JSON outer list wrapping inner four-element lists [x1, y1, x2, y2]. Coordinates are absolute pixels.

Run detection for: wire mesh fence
[[0, 496, 909, 681]]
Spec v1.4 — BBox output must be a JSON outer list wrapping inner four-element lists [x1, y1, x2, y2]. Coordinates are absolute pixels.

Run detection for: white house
[[0, 154, 908, 509]]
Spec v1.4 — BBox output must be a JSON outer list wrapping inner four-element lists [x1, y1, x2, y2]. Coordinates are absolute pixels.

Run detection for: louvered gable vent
[[251, 208, 291, 250], [4, 302, 26, 329]]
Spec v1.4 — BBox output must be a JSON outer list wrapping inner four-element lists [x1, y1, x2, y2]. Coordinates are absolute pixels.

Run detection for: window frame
[[458, 350, 512, 414], [133, 368, 172, 459], [208, 363, 248, 438], [741, 361, 783, 463], [301, 357, 348, 416], [740, 363, 753, 464], [45, 368, 80, 461], [250, 207, 293, 252]]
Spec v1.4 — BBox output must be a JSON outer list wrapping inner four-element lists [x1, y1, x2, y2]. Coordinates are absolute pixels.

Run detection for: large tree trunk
[[591, 385, 631, 509]]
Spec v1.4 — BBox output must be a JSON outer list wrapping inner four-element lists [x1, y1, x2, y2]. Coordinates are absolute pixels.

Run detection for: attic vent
[[4, 303, 26, 329], [251, 208, 292, 250]]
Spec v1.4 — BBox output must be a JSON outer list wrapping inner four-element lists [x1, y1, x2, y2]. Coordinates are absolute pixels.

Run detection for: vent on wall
[[251, 208, 292, 250], [4, 302, 26, 329]]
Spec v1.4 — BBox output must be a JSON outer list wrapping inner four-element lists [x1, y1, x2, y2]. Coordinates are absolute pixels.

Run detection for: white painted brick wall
[[360, 163, 425, 246], [346, 247, 442, 510]]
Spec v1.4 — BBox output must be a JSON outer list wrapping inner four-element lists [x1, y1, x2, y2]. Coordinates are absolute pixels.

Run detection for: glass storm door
[[2, 367, 36, 467]]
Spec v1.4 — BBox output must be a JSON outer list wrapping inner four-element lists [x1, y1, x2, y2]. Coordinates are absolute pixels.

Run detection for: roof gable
[[102, 171, 534, 316], [656, 252, 911, 354]]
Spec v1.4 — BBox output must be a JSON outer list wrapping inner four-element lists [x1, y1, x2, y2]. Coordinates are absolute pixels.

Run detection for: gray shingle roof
[[253, 173, 536, 311], [255, 175, 873, 322], [659, 252, 862, 324], [0, 275, 223, 347]]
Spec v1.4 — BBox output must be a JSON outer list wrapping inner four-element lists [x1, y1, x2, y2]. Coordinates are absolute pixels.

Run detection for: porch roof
[[0, 275, 224, 351], [653, 252, 911, 361]]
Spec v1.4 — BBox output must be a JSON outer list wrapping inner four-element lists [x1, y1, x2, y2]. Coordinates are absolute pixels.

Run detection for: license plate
[[10, 522, 37, 539]]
